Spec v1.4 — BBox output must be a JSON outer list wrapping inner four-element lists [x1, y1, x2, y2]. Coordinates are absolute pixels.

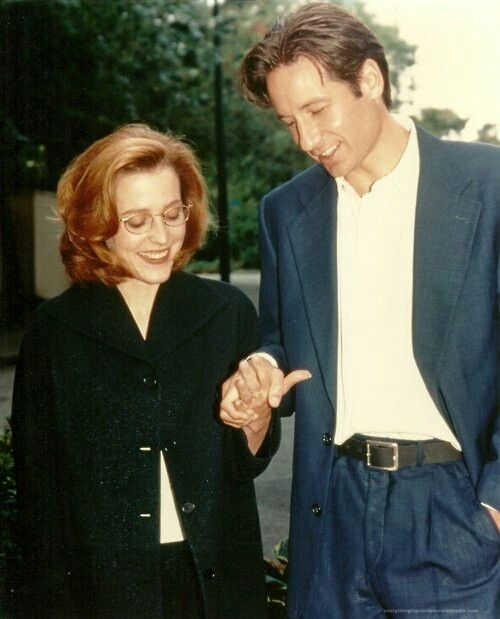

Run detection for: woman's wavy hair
[[241, 2, 392, 109], [58, 124, 210, 286]]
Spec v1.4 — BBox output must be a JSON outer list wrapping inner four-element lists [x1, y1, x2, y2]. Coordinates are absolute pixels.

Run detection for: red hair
[[57, 124, 210, 285]]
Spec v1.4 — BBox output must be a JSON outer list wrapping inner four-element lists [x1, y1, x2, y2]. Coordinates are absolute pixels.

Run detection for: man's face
[[266, 55, 384, 181]]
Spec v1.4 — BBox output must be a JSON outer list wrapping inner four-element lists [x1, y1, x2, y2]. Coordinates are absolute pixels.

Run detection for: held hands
[[220, 356, 311, 433]]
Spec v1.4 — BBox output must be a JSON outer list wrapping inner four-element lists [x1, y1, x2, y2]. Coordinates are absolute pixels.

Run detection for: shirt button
[[181, 502, 195, 514], [322, 432, 332, 446], [203, 568, 216, 581], [311, 503, 322, 517], [142, 376, 157, 388], [163, 441, 177, 452]]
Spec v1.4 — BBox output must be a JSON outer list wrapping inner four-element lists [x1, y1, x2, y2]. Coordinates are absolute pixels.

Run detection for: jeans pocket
[[429, 462, 499, 586], [449, 462, 500, 547]]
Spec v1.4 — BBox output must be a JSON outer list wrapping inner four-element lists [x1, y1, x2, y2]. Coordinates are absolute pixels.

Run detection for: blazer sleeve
[[224, 288, 281, 482], [256, 195, 295, 417], [476, 243, 500, 508], [11, 317, 76, 616]]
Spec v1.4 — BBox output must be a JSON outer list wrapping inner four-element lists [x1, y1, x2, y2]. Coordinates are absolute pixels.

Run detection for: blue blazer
[[258, 126, 499, 617]]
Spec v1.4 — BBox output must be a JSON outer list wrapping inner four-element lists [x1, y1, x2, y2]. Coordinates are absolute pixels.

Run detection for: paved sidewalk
[[0, 270, 292, 557]]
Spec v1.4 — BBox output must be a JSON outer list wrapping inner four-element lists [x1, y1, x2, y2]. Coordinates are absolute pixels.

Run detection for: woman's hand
[[220, 356, 311, 429]]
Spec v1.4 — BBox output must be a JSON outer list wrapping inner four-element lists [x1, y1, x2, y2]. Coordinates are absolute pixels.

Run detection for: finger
[[220, 383, 254, 423], [235, 378, 254, 406], [283, 369, 312, 396], [267, 369, 285, 409], [221, 381, 241, 408], [238, 359, 262, 394], [221, 372, 239, 398], [220, 403, 254, 426]]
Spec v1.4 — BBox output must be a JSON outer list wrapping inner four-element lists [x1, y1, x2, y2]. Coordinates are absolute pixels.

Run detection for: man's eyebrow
[[277, 97, 329, 121]]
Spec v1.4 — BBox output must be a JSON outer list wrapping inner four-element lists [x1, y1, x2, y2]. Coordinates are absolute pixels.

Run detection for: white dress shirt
[[160, 452, 185, 543], [334, 115, 459, 449]]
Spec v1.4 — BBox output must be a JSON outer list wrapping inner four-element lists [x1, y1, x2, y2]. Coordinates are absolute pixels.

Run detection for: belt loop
[[416, 442, 424, 466]]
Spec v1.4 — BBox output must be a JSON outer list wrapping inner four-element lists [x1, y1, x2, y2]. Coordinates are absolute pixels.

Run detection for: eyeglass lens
[[123, 205, 189, 234]]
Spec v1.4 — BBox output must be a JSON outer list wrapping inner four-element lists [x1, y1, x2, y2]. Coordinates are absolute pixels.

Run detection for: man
[[220, 2, 499, 618]]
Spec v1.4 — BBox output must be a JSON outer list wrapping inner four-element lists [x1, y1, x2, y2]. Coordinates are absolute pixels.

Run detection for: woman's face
[[109, 166, 186, 286]]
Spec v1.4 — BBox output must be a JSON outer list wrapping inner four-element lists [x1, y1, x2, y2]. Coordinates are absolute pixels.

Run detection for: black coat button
[[322, 432, 332, 446], [181, 502, 195, 514], [163, 441, 177, 452], [203, 568, 216, 580], [142, 376, 157, 388], [311, 503, 322, 516]]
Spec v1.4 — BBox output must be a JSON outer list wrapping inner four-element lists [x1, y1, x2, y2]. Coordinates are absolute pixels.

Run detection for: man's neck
[[346, 114, 410, 197]]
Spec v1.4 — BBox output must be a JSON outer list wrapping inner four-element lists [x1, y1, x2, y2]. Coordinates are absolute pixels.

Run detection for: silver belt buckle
[[366, 440, 399, 471]]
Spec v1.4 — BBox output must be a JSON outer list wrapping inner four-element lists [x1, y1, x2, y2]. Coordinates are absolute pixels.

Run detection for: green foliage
[[0, 427, 20, 614], [477, 123, 500, 145], [265, 537, 289, 618], [412, 108, 468, 138], [0, 0, 420, 269]]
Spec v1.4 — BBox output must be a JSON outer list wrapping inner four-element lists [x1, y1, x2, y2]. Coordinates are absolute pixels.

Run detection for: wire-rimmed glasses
[[119, 203, 191, 235]]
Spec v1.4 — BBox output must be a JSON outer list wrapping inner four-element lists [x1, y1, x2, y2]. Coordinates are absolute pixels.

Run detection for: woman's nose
[[148, 214, 170, 242]]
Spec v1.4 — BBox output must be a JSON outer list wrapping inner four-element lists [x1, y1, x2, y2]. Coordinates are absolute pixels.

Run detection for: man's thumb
[[283, 370, 312, 396]]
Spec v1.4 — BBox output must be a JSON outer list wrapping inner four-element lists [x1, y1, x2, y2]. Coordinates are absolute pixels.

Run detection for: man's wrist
[[246, 352, 278, 367]]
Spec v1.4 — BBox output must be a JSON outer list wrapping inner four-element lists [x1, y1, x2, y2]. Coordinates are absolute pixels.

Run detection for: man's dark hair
[[241, 2, 392, 109]]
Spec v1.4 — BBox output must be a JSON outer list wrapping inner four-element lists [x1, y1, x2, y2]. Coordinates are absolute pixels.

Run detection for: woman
[[11, 124, 277, 618]]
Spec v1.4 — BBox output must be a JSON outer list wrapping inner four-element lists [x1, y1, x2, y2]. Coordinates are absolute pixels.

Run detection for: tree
[[0, 0, 214, 191], [216, 0, 417, 267], [412, 108, 468, 138], [0, 0, 420, 272], [477, 123, 500, 145]]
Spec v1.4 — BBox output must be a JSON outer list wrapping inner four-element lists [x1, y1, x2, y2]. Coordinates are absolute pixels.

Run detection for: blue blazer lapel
[[413, 127, 483, 394], [287, 174, 338, 410]]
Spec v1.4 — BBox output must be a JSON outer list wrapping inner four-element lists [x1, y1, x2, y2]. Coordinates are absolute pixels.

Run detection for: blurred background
[[0, 0, 499, 611], [1, 0, 499, 339]]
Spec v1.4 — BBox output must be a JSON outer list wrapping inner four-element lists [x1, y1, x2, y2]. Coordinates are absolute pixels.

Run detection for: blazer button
[[322, 432, 332, 446], [311, 503, 322, 517], [142, 376, 158, 388], [203, 568, 216, 581], [181, 502, 195, 514]]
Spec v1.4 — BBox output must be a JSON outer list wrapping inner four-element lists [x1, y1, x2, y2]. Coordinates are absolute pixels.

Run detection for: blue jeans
[[303, 449, 500, 618]]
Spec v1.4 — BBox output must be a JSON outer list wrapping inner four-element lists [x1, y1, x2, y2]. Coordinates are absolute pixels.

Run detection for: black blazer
[[12, 271, 277, 618]]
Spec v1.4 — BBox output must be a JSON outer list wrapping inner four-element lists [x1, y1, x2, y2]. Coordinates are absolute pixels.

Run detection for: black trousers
[[161, 541, 204, 618]]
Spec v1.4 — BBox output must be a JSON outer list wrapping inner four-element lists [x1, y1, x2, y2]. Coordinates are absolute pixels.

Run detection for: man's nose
[[296, 119, 320, 154]]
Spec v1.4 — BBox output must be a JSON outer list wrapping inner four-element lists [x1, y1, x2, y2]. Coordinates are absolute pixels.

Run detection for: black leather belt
[[338, 436, 462, 471]]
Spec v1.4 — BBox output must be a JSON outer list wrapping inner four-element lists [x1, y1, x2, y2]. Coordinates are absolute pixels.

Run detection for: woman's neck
[[116, 279, 160, 339]]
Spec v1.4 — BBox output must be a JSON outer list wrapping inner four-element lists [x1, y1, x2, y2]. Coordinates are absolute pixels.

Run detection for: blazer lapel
[[412, 128, 483, 391], [287, 173, 338, 410]]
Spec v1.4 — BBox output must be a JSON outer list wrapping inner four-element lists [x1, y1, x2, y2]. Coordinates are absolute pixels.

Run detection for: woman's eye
[[164, 207, 182, 221], [127, 215, 148, 229], [311, 106, 326, 116]]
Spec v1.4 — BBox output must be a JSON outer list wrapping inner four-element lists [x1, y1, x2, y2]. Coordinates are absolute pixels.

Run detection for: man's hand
[[220, 356, 311, 429], [484, 506, 500, 532], [220, 356, 311, 455]]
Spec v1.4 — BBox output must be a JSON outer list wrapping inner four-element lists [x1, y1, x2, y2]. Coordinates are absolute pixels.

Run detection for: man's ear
[[358, 59, 384, 100]]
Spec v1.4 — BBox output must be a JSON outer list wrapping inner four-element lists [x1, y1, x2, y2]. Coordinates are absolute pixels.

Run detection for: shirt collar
[[336, 114, 419, 196]]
